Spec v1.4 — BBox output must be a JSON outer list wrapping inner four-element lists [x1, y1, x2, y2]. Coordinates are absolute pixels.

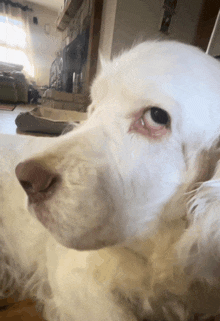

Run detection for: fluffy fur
[[1, 41, 220, 320]]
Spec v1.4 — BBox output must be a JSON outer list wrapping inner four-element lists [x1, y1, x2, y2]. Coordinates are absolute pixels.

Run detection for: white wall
[[112, 0, 162, 56], [205, 11, 220, 56], [25, 1, 62, 86], [99, 0, 204, 59], [97, 0, 117, 60], [169, 0, 204, 44], [28, 0, 63, 13]]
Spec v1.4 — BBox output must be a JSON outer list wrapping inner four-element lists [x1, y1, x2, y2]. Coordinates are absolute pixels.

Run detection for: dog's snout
[[15, 160, 59, 198]]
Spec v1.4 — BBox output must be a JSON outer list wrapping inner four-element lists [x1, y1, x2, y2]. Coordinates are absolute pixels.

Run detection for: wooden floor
[[0, 299, 44, 320]]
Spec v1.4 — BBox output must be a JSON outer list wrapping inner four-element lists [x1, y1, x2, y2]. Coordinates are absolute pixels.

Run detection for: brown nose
[[15, 160, 59, 198]]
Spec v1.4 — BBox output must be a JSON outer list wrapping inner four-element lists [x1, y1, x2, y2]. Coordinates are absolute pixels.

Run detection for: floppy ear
[[176, 153, 220, 283]]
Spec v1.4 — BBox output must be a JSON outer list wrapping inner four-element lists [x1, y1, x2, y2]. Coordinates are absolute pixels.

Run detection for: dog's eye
[[129, 106, 170, 138], [143, 107, 169, 127]]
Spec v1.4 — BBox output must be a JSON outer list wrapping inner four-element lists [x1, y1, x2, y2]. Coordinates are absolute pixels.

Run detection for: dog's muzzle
[[15, 160, 60, 203]]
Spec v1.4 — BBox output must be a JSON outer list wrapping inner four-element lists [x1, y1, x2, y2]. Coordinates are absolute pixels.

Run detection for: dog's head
[[15, 41, 220, 251]]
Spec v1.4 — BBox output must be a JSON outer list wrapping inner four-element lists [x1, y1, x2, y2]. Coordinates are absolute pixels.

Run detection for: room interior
[[0, 0, 104, 137], [0, 0, 220, 137], [1, 0, 220, 319]]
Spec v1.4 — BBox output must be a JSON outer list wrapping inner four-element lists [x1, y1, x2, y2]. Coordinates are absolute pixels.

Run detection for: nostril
[[20, 180, 34, 192], [39, 176, 58, 193], [15, 160, 59, 197]]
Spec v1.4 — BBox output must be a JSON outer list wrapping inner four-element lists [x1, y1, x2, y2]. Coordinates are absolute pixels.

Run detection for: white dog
[[1, 41, 220, 321]]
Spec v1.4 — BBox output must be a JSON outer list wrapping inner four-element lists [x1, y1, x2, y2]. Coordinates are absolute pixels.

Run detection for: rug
[[0, 104, 16, 111]]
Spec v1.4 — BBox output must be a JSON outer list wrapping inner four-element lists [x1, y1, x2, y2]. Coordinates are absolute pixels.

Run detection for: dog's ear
[[176, 143, 220, 283], [189, 138, 220, 188]]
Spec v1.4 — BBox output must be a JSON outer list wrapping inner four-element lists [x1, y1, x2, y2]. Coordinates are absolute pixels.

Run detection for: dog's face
[[16, 41, 220, 250]]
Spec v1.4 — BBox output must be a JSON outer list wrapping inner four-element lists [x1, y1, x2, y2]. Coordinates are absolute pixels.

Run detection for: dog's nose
[[15, 160, 58, 196]]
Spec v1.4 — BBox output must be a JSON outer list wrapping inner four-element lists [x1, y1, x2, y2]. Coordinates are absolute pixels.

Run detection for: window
[[0, 14, 34, 77]]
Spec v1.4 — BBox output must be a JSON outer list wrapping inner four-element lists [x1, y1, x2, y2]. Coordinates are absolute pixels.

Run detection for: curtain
[[0, 0, 34, 77]]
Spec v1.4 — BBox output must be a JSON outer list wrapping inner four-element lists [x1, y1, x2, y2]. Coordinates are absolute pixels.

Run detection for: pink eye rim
[[129, 106, 171, 138]]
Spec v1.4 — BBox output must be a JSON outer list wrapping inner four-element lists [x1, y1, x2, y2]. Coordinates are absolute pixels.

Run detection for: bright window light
[[0, 14, 34, 77], [7, 22, 27, 48]]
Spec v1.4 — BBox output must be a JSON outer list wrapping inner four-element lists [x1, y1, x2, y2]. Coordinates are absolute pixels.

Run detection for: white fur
[[1, 41, 220, 320]]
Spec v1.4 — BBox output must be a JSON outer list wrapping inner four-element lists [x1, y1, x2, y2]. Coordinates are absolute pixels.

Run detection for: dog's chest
[[106, 221, 220, 320]]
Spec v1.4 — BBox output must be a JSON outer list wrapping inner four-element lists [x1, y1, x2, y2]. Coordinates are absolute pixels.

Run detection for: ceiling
[[28, 0, 64, 12]]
